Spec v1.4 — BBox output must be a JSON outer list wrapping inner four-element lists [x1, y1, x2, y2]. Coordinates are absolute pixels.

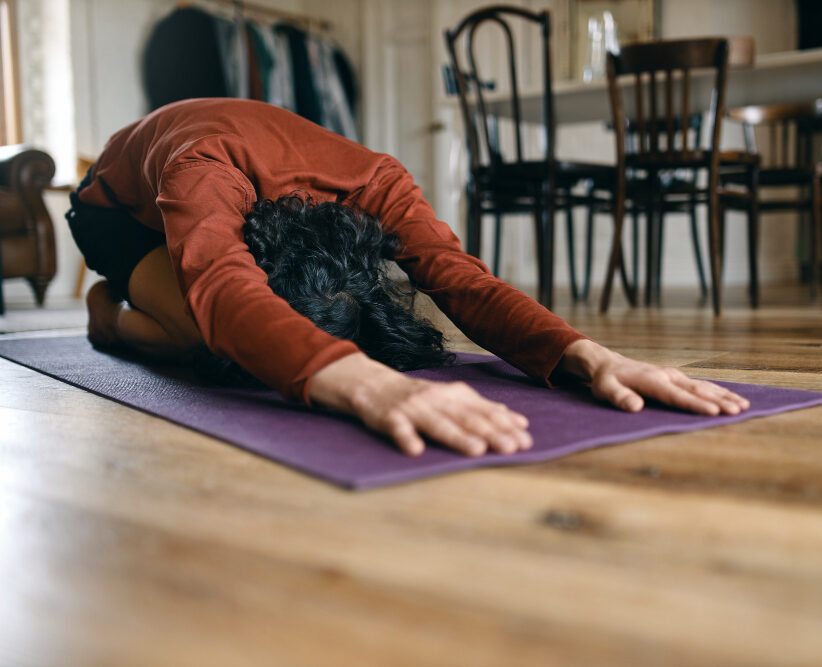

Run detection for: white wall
[[71, 0, 171, 159], [659, 0, 797, 55]]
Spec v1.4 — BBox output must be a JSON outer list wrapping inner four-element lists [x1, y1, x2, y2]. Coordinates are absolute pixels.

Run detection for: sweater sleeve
[[156, 160, 360, 402], [353, 156, 588, 385]]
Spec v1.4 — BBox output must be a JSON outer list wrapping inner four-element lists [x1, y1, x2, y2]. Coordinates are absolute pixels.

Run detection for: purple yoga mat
[[2, 334, 821, 489]]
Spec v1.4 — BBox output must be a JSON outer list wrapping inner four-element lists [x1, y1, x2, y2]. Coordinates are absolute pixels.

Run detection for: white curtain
[[16, 0, 76, 185]]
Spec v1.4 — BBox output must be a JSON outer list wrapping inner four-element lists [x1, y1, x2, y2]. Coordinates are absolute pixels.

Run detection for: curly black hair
[[242, 194, 454, 371]]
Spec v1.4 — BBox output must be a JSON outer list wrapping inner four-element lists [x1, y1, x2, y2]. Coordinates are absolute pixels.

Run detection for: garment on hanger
[[307, 35, 358, 141], [246, 21, 274, 102], [213, 13, 250, 99], [333, 47, 358, 117], [142, 6, 228, 111], [276, 24, 324, 126], [262, 24, 297, 112], [142, 5, 358, 138]]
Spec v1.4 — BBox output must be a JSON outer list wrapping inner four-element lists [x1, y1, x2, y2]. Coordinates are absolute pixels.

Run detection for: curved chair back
[[444, 5, 554, 175]]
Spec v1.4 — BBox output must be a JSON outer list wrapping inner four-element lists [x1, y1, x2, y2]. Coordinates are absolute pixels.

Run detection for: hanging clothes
[[142, 7, 229, 110], [333, 47, 358, 119], [141, 6, 358, 139], [246, 21, 274, 102], [263, 25, 297, 112], [213, 13, 250, 99], [276, 24, 324, 126], [307, 35, 358, 141]]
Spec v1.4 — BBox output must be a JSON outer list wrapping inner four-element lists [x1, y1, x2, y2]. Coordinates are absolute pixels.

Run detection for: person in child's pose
[[68, 98, 749, 457]]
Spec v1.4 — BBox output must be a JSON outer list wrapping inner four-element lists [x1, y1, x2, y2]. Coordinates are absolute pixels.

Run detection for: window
[[0, 0, 21, 145]]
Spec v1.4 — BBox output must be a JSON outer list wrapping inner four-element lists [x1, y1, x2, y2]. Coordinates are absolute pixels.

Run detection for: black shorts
[[66, 166, 166, 303]]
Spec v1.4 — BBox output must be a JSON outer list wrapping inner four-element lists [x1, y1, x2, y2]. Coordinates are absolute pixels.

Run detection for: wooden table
[[2, 289, 822, 666]]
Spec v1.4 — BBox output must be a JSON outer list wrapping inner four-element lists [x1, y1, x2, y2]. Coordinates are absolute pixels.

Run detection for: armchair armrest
[[0, 145, 57, 309]]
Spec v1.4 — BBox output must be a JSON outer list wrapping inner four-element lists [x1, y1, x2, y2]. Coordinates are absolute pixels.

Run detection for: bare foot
[[86, 280, 124, 348]]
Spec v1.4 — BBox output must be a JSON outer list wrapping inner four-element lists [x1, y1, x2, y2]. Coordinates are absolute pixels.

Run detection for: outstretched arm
[[556, 339, 750, 415], [308, 340, 750, 458], [343, 158, 749, 456], [308, 352, 533, 457]]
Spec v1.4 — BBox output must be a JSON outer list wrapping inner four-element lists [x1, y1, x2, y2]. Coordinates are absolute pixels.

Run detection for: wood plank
[[1, 287, 822, 666]]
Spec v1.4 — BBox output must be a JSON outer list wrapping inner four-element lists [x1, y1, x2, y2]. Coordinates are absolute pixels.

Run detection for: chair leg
[[631, 207, 639, 295], [747, 167, 760, 308], [747, 208, 759, 308], [720, 205, 727, 268], [27, 276, 51, 307], [708, 184, 723, 316], [582, 204, 595, 301], [690, 201, 708, 297], [534, 201, 554, 310], [717, 201, 726, 282], [655, 205, 665, 304], [645, 206, 659, 306], [492, 213, 502, 276], [618, 245, 636, 306], [566, 203, 579, 302], [74, 259, 88, 299], [544, 202, 556, 309], [466, 191, 481, 259], [534, 204, 545, 305], [600, 180, 628, 313], [811, 175, 821, 297]]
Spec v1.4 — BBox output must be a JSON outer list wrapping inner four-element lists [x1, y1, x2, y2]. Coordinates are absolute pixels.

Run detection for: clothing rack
[[178, 0, 332, 33], [149, 0, 358, 140]]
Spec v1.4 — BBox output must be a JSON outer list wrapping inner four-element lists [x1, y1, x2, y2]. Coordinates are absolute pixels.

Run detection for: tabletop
[[477, 47, 822, 125]]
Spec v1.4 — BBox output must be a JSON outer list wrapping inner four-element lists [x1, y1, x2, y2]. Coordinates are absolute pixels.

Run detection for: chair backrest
[[606, 38, 729, 169], [728, 102, 820, 169], [619, 36, 753, 159], [444, 5, 554, 174], [623, 113, 704, 156]]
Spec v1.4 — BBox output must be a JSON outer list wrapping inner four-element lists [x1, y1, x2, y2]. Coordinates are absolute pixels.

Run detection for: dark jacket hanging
[[333, 48, 357, 116], [275, 24, 324, 125], [142, 7, 229, 111]]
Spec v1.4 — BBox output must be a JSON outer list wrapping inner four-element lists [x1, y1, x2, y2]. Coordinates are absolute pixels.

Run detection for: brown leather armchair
[[0, 144, 57, 314]]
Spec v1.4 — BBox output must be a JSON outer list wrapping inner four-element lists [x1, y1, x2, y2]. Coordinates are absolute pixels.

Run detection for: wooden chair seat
[[626, 151, 712, 170], [627, 150, 759, 171], [724, 165, 817, 187], [475, 160, 615, 189]]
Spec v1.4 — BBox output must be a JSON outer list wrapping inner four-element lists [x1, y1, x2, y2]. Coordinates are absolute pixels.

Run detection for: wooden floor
[[1, 285, 821, 667]]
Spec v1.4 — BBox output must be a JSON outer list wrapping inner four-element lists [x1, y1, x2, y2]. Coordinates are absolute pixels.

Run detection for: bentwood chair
[[720, 101, 822, 305], [445, 5, 622, 309], [600, 38, 754, 315]]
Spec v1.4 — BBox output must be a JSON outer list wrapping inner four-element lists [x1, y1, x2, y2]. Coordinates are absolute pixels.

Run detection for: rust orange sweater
[[79, 98, 585, 402]]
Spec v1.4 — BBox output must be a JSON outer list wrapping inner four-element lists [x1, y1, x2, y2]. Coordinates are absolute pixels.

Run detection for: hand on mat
[[309, 352, 533, 457], [559, 339, 751, 416]]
